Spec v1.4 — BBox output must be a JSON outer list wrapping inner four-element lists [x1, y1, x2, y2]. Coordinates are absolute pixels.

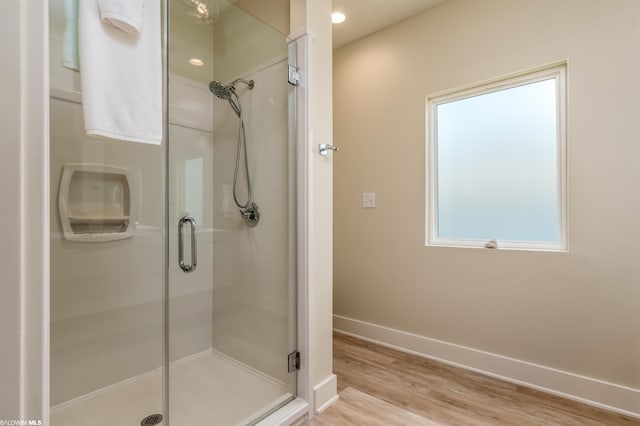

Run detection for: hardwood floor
[[304, 332, 640, 425]]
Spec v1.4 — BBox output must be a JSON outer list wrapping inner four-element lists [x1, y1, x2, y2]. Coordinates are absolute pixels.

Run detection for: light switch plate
[[362, 192, 376, 208]]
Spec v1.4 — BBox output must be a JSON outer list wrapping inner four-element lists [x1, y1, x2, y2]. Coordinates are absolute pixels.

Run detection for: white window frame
[[426, 63, 567, 251]]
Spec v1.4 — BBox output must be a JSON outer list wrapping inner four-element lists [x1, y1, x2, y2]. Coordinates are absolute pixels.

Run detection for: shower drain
[[141, 414, 163, 425]]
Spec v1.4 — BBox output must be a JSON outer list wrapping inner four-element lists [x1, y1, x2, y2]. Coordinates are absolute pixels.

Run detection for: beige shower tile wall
[[213, 4, 287, 84], [333, 0, 640, 389]]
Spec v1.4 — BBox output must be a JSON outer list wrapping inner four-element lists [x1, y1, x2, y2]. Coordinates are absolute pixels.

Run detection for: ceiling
[[332, 0, 446, 48], [232, 0, 447, 49]]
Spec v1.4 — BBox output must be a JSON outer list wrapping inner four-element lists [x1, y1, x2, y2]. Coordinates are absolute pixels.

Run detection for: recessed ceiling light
[[189, 58, 204, 66], [332, 12, 346, 24]]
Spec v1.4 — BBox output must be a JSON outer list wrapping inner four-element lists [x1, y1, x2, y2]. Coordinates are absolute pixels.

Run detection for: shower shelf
[[68, 216, 131, 223], [68, 216, 131, 236], [58, 164, 139, 242]]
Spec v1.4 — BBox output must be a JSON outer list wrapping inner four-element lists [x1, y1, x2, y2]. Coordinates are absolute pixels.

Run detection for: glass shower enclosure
[[48, 1, 298, 424]]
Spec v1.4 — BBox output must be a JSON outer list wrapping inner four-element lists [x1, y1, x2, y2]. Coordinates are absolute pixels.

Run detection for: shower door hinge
[[288, 64, 300, 86], [288, 351, 300, 372]]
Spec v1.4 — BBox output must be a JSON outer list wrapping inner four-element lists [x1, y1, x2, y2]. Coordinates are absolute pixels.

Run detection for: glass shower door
[[49, 2, 165, 425], [167, 1, 297, 424]]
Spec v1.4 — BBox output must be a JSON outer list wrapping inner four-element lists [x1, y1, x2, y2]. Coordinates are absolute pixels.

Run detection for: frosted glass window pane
[[435, 78, 560, 243]]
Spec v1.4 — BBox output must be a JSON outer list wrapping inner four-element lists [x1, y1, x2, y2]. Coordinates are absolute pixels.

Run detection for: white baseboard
[[333, 315, 640, 419], [313, 374, 339, 414]]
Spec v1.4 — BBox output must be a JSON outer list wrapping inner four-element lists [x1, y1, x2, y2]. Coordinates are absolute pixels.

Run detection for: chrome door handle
[[319, 144, 338, 156], [178, 215, 197, 273]]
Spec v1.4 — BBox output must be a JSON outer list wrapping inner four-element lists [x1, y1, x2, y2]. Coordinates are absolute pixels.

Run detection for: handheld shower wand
[[209, 78, 260, 228]]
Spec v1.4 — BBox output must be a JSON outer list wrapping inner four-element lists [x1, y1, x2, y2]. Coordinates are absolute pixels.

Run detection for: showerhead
[[208, 78, 255, 100], [209, 81, 232, 100]]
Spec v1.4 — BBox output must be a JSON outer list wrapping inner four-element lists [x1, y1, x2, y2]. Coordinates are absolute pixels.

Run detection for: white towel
[[98, 0, 145, 35], [79, 0, 162, 145]]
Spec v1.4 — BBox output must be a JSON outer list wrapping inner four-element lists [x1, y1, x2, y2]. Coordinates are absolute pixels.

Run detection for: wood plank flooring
[[304, 332, 640, 425]]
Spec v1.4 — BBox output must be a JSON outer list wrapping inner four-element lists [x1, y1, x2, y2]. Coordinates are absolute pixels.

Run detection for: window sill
[[426, 240, 568, 253]]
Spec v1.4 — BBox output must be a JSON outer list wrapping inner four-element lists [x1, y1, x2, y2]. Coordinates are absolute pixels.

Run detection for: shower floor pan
[[51, 350, 291, 426]]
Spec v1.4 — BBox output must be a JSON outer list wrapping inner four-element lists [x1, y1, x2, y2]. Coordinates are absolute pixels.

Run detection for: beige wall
[[333, 0, 640, 389]]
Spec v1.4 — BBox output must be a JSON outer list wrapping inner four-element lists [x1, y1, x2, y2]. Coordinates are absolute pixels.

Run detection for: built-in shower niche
[[58, 164, 138, 242]]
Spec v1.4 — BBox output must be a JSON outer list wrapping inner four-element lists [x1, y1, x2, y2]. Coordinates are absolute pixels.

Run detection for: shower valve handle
[[319, 144, 339, 156]]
